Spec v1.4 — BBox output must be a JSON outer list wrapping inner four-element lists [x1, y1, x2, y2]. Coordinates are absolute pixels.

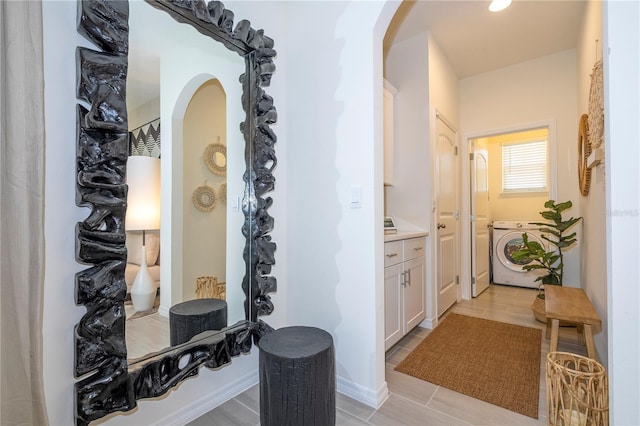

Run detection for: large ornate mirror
[[73, 1, 277, 424]]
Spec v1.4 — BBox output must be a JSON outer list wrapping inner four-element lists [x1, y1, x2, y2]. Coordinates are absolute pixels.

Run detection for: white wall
[[182, 81, 228, 304], [460, 50, 582, 289], [576, 0, 608, 365], [427, 34, 460, 132], [603, 1, 640, 423], [282, 0, 397, 408], [384, 33, 430, 230], [128, 97, 160, 131]]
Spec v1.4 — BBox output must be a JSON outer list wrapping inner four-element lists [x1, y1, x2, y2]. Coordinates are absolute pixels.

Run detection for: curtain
[[0, 1, 49, 424]]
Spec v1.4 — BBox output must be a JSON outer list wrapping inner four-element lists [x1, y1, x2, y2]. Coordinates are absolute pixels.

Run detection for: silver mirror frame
[[73, 1, 277, 424]]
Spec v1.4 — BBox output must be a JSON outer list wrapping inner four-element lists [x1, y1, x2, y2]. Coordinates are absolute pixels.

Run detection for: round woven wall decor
[[192, 184, 216, 212], [588, 60, 604, 149], [204, 143, 227, 176], [219, 182, 227, 204], [578, 114, 592, 196]]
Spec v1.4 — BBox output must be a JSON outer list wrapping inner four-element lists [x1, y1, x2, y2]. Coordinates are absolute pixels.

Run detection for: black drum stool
[[168, 298, 227, 346], [258, 326, 336, 426]]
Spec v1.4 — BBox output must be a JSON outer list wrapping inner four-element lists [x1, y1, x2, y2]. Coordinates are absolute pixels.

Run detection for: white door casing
[[470, 140, 490, 297], [461, 121, 557, 300], [436, 113, 458, 317]]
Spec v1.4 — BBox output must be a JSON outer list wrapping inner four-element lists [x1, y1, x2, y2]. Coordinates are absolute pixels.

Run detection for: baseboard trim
[[157, 305, 170, 318], [420, 315, 437, 329], [151, 369, 258, 426], [336, 375, 389, 409]]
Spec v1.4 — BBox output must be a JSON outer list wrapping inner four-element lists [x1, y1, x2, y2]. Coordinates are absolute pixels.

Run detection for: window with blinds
[[501, 140, 547, 193]]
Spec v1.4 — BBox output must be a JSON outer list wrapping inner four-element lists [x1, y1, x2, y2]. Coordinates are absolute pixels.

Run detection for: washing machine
[[492, 220, 547, 288]]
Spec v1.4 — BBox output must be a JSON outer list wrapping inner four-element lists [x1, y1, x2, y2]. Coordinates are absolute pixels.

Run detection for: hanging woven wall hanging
[[588, 60, 604, 150], [192, 183, 217, 212], [219, 182, 227, 204], [204, 140, 227, 176]]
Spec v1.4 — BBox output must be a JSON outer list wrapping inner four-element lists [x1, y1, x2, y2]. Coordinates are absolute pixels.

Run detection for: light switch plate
[[350, 186, 362, 208]]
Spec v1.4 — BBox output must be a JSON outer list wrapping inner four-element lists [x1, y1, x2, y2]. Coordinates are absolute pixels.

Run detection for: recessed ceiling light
[[489, 0, 512, 12]]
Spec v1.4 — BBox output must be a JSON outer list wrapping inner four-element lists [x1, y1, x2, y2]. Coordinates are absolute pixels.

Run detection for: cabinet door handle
[[386, 252, 398, 258], [406, 269, 411, 285], [400, 271, 407, 286]]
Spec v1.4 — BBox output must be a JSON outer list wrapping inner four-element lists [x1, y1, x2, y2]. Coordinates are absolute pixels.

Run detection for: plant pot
[[531, 296, 547, 323], [531, 294, 574, 326]]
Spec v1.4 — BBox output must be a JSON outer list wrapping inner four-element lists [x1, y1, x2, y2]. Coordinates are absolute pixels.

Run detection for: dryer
[[492, 220, 547, 288]]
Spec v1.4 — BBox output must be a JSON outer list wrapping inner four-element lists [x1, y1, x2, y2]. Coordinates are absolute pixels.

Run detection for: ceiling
[[384, 0, 587, 78]]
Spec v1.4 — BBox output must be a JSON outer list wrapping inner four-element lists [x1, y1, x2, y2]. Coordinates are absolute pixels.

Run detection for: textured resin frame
[[73, 1, 277, 423]]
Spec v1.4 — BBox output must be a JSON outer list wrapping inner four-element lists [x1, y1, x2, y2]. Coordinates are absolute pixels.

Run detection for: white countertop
[[384, 230, 429, 242]]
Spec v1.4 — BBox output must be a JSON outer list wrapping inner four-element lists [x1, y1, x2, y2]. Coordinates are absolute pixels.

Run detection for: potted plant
[[511, 200, 582, 322]]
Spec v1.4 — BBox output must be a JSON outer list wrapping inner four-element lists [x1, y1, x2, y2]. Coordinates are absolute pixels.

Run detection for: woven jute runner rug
[[395, 313, 542, 418]]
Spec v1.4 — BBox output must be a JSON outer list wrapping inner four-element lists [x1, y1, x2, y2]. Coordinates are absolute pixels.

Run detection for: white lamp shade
[[126, 156, 161, 231]]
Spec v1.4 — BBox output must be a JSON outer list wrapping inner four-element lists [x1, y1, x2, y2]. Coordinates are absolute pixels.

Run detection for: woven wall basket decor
[[588, 60, 604, 150], [192, 184, 217, 212], [204, 143, 227, 176], [578, 114, 592, 196], [219, 182, 227, 204]]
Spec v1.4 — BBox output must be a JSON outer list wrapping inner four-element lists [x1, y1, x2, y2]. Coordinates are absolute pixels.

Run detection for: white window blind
[[502, 140, 547, 192]]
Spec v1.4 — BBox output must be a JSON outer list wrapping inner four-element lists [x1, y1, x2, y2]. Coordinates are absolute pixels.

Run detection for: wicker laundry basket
[[546, 352, 608, 426]]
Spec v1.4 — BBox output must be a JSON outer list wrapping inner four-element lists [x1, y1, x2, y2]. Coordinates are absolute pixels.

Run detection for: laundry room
[[471, 127, 553, 291]]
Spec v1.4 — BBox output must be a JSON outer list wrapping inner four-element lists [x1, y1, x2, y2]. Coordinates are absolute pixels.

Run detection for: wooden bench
[[544, 286, 601, 359]]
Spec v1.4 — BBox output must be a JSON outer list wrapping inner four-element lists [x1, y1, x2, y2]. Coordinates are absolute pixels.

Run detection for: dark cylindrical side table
[[258, 326, 336, 426], [169, 298, 227, 346]]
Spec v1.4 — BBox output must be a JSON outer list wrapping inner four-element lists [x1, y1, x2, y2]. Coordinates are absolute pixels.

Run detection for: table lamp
[[126, 156, 161, 312]]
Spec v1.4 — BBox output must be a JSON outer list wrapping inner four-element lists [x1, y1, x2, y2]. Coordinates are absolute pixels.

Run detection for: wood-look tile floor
[[188, 284, 589, 426]]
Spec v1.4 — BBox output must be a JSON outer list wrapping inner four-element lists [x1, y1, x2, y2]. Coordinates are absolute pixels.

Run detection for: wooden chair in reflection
[[195, 276, 226, 300]]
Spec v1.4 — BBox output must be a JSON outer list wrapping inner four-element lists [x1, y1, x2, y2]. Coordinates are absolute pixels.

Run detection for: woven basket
[[546, 352, 608, 426]]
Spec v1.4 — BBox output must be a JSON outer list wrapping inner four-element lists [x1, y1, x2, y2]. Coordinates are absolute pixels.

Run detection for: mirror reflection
[[124, 0, 246, 360]]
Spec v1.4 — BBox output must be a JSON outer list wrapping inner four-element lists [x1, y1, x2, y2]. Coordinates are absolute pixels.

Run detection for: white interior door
[[436, 114, 458, 317], [470, 139, 490, 297]]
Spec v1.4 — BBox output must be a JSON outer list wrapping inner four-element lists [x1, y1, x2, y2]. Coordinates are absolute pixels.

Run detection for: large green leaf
[[554, 200, 573, 213], [556, 217, 581, 231], [557, 239, 577, 248], [538, 227, 561, 238], [541, 211, 561, 222]]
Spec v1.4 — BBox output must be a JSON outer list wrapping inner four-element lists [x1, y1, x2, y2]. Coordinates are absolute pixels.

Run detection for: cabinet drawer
[[404, 237, 426, 261], [384, 241, 403, 267]]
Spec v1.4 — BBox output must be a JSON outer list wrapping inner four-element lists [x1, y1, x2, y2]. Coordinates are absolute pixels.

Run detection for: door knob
[[437, 223, 447, 229]]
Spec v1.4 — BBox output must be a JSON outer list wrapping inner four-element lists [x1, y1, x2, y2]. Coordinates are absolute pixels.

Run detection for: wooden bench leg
[[577, 323, 585, 345], [545, 318, 552, 339], [584, 324, 596, 359], [550, 319, 560, 352]]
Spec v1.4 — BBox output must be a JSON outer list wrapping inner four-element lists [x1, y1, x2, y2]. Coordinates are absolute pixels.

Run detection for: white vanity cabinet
[[384, 236, 426, 351]]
